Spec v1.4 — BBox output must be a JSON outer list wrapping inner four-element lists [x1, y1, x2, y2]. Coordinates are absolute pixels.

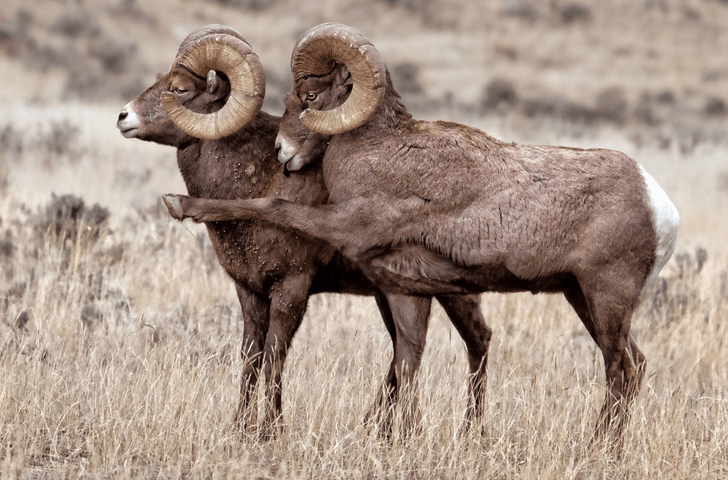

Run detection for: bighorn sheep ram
[[118, 24, 490, 437], [163, 23, 681, 436]]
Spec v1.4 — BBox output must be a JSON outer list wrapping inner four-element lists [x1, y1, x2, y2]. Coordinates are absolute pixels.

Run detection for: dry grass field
[[1, 0, 727, 478]]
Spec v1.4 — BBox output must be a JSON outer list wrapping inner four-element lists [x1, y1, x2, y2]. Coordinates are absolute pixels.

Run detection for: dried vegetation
[[0, 0, 727, 478]]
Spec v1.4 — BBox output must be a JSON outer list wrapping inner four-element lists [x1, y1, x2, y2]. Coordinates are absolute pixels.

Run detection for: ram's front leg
[[385, 292, 430, 439], [258, 273, 312, 440], [233, 283, 269, 438], [163, 194, 275, 223], [162, 193, 426, 262]]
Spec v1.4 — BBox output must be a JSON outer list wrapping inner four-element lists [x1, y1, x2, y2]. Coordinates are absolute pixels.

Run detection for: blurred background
[[0, 4, 726, 476], [1, 0, 726, 247]]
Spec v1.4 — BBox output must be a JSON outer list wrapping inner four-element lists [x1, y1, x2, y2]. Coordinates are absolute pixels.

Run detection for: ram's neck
[[176, 111, 282, 200], [375, 77, 414, 130]]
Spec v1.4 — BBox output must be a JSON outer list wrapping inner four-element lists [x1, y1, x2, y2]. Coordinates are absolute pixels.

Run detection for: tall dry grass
[[0, 104, 727, 478], [1, 0, 727, 473]]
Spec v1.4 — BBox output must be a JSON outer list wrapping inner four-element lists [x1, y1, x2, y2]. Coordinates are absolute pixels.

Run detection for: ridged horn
[[178, 24, 248, 50], [291, 23, 386, 135], [161, 25, 265, 140]]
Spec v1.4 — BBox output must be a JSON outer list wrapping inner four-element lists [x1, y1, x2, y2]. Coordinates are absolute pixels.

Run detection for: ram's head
[[117, 24, 265, 144], [275, 23, 387, 171]]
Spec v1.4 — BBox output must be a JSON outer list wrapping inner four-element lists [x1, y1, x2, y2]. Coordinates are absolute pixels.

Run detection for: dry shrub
[[0, 119, 90, 171], [559, 3, 591, 24], [519, 88, 629, 127], [212, 0, 276, 10], [390, 62, 424, 96], [480, 78, 519, 112], [521, 95, 596, 125], [50, 10, 99, 38], [705, 97, 727, 117], [0, 194, 116, 332], [0, 166, 8, 200], [643, 248, 707, 324], [378, 0, 434, 16], [0, 124, 24, 156], [2, 5, 145, 101], [32, 193, 109, 246], [501, 0, 541, 22], [0, 231, 13, 260], [38, 122, 82, 159], [595, 87, 627, 124], [634, 92, 662, 127]]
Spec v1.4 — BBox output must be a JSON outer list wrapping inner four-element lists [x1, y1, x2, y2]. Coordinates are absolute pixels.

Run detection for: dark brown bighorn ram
[[163, 23, 681, 438], [118, 24, 490, 438]]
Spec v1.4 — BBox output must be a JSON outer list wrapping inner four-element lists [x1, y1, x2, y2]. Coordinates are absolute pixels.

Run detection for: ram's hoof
[[162, 194, 184, 220]]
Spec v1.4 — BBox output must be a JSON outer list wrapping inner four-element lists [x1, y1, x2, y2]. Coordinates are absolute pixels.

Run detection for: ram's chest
[[205, 221, 277, 290], [179, 142, 277, 201], [204, 220, 322, 293]]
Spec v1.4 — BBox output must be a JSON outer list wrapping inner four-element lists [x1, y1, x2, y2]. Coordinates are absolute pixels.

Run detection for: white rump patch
[[639, 165, 680, 285]]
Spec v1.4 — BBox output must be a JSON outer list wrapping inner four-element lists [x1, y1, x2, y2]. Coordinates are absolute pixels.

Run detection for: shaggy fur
[[163, 23, 680, 437], [119, 25, 489, 438]]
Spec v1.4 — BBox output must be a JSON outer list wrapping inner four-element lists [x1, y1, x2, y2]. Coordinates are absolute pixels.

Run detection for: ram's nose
[[117, 103, 141, 138], [274, 134, 294, 163]]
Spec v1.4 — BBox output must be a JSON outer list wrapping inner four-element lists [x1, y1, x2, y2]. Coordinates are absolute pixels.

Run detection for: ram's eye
[[172, 87, 187, 94], [305, 92, 318, 101]]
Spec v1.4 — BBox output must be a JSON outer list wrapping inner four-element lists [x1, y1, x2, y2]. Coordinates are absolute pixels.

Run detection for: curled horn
[[291, 23, 386, 135], [161, 25, 265, 140]]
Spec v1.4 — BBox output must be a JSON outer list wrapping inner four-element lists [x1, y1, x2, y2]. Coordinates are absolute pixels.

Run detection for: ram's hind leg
[[233, 284, 270, 438], [626, 334, 646, 393], [568, 273, 646, 439], [436, 294, 492, 432]]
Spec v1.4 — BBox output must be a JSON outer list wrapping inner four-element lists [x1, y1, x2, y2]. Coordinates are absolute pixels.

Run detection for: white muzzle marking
[[275, 134, 305, 171], [117, 102, 142, 138]]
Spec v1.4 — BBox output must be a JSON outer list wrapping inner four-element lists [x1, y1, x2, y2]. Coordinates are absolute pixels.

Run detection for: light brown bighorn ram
[[163, 23, 680, 436], [118, 24, 490, 438]]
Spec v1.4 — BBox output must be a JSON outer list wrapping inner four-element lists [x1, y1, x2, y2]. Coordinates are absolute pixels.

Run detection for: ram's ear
[[336, 64, 353, 89], [206, 70, 225, 97]]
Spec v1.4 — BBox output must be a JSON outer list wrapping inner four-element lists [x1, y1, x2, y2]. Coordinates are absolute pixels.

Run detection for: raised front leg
[[162, 194, 426, 262], [233, 283, 270, 437]]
